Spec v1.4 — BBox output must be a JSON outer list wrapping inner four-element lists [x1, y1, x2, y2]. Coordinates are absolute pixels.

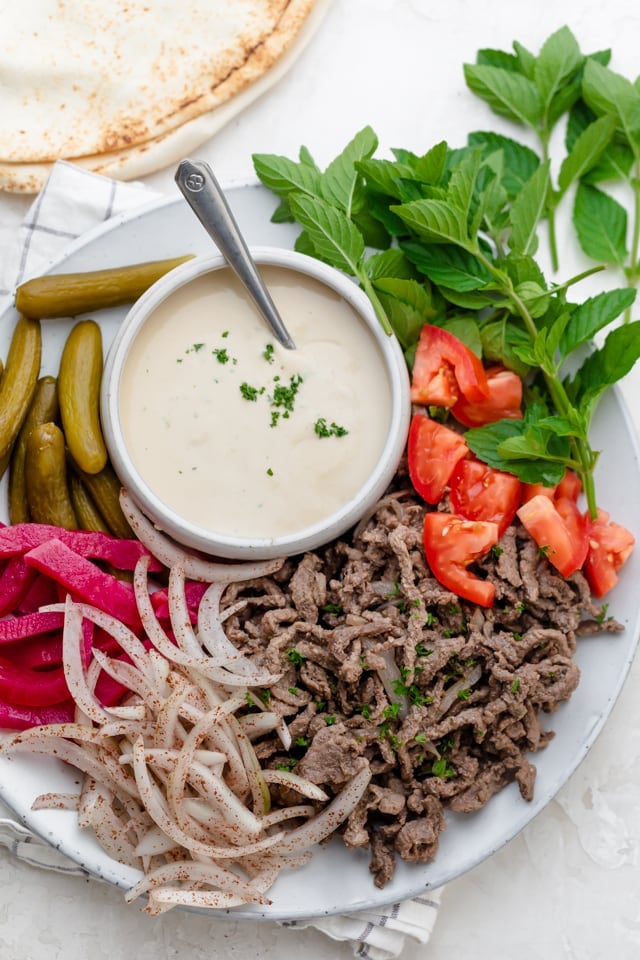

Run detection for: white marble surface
[[1, 0, 640, 956]]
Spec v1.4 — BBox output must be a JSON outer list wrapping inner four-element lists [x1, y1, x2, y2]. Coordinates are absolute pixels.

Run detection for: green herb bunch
[[252, 26, 640, 517]]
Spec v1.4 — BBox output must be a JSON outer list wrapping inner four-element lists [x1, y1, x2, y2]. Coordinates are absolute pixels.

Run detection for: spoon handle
[[175, 159, 295, 349]]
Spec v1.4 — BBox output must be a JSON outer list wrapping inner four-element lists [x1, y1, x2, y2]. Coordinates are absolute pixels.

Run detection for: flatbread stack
[[0, 0, 330, 193]]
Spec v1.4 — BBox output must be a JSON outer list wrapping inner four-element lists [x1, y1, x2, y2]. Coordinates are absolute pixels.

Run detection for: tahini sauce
[[119, 266, 392, 539]]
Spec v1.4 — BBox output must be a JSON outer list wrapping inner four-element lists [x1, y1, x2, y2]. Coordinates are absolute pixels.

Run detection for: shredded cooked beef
[[222, 482, 623, 888]]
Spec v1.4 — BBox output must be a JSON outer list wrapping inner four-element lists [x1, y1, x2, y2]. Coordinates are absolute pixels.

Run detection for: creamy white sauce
[[118, 266, 392, 539]]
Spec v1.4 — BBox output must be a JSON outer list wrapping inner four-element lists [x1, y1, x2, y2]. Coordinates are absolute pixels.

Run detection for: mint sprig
[[251, 30, 640, 517]]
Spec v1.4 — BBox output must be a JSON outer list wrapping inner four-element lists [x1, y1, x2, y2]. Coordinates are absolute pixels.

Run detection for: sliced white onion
[[277, 767, 372, 853], [261, 769, 329, 802], [120, 490, 285, 583], [31, 792, 80, 811]]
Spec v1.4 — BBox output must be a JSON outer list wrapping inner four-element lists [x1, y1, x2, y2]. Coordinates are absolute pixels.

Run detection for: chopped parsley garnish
[[288, 687, 299, 696], [271, 373, 303, 413], [414, 732, 427, 743], [432, 758, 456, 780], [314, 417, 349, 438], [356, 704, 371, 720], [286, 647, 307, 666], [457, 687, 472, 701], [322, 602, 343, 615], [263, 343, 275, 363], [240, 382, 262, 401], [415, 643, 433, 658], [382, 702, 401, 720], [212, 347, 230, 364], [276, 759, 297, 771], [324, 714, 337, 726], [266, 467, 274, 477], [511, 678, 521, 693]]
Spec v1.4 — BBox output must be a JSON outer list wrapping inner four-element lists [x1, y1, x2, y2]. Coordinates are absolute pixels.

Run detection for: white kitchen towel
[[0, 159, 444, 960]]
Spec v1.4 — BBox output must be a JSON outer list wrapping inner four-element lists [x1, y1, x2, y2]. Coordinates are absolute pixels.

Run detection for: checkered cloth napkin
[[0, 160, 444, 960]]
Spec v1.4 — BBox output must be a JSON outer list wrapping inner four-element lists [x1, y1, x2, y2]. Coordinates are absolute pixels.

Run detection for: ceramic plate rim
[[0, 182, 639, 920]]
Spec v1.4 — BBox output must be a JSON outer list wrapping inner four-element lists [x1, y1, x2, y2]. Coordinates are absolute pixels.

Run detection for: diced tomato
[[583, 509, 635, 598], [451, 365, 523, 427], [407, 413, 468, 505], [521, 468, 582, 504], [449, 458, 523, 536], [423, 512, 498, 607], [411, 325, 490, 408], [556, 470, 582, 502], [516, 494, 588, 578]]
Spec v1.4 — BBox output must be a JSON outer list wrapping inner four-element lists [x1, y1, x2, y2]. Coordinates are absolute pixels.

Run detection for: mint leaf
[[252, 153, 321, 198], [513, 41, 537, 79], [288, 194, 365, 275], [410, 141, 449, 184], [468, 131, 540, 197], [446, 148, 483, 225], [558, 288, 636, 359], [401, 240, 492, 291], [465, 419, 567, 485], [357, 158, 410, 199], [509, 161, 550, 256], [463, 63, 543, 127], [372, 278, 435, 348], [569, 320, 640, 414], [534, 26, 582, 112], [321, 126, 378, 216], [582, 59, 640, 149], [477, 48, 522, 72], [391, 199, 472, 248], [365, 249, 416, 280], [480, 317, 532, 377], [573, 182, 628, 265], [557, 114, 617, 192]]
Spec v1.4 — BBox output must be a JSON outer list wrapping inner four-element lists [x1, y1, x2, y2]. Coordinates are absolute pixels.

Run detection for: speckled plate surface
[[0, 184, 639, 920]]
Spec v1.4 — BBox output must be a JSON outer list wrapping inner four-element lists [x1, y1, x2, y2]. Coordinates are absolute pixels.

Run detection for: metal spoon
[[175, 158, 295, 349]]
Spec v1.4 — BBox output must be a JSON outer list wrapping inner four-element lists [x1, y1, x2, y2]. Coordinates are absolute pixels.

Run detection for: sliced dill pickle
[[25, 422, 78, 529], [15, 255, 194, 319], [8, 375, 59, 525], [0, 315, 42, 474], [58, 318, 107, 475]]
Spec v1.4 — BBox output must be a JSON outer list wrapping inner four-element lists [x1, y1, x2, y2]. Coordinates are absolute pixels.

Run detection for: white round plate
[[0, 184, 639, 920]]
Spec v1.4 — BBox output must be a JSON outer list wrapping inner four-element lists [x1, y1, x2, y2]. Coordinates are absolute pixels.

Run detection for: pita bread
[[0, 0, 330, 193]]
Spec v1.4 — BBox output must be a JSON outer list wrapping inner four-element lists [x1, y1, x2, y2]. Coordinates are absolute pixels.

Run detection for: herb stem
[[358, 269, 393, 335], [628, 163, 640, 322], [480, 252, 599, 517], [540, 132, 559, 273]]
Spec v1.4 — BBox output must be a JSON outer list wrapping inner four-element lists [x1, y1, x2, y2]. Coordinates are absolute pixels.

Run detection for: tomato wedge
[[407, 413, 468, 505], [516, 494, 588, 578], [583, 509, 635, 598], [449, 458, 522, 536], [423, 512, 498, 607], [521, 468, 582, 504], [411, 325, 490, 407], [451, 365, 523, 427]]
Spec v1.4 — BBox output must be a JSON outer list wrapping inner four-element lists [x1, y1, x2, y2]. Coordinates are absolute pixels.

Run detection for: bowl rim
[[100, 246, 411, 559]]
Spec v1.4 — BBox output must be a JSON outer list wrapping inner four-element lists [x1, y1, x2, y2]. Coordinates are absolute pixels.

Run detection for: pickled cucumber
[[58, 319, 107, 475], [25, 422, 78, 529], [15, 255, 194, 319], [8, 375, 59, 524]]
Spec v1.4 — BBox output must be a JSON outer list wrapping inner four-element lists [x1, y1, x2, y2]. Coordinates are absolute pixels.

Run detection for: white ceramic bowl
[[101, 247, 411, 559]]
